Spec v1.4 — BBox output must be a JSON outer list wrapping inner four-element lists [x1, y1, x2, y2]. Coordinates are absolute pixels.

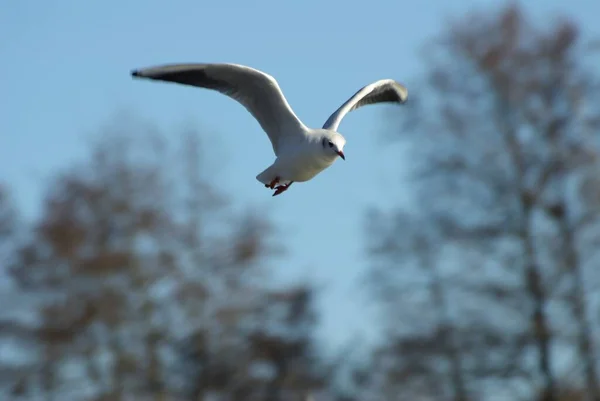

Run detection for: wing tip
[[131, 69, 143, 78], [398, 88, 408, 104], [394, 82, 408, 103], [377, 79, 408, 103]]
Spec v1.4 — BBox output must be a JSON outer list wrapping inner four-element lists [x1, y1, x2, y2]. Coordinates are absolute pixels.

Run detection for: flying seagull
[[131, 63, 408, 196]]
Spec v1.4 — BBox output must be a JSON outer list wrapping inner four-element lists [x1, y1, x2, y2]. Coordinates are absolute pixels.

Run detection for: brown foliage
[[0, 118, 329, 401]]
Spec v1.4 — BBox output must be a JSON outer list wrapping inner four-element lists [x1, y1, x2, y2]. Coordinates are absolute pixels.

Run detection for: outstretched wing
[[131, 63, 307, 154], [322, 79, 408, 132]]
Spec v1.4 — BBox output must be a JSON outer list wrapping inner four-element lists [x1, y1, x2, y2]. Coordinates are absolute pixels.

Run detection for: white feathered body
[[256, 129, 339, 185]]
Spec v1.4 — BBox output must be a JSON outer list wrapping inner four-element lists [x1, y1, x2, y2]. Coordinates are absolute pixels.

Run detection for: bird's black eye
[[328, 142, 334, 148]]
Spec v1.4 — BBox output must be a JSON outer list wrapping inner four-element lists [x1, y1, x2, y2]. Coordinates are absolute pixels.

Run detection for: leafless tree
[[365, 4, 600, 401], [3, 116, 331, 401]]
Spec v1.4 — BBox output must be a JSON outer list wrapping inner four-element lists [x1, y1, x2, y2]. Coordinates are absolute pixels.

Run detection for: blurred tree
[[0, 184, 16, 240], [365, 4, 600, 401], [0, 183, 19, 266], [175, 284, 330, 401], [3, 116, 330, 401], [364, 210, 529, 401], [0, 184, 36, 398]]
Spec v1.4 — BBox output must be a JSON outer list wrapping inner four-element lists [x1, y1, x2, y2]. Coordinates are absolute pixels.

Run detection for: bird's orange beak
[[337, 150, 345, 160]]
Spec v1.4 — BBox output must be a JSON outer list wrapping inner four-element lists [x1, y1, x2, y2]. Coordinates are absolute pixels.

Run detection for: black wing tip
[[131, 69, 143, 78]]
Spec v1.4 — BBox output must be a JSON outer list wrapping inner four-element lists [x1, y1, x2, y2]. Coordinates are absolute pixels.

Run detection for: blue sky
[[2, 0, 599, 355]]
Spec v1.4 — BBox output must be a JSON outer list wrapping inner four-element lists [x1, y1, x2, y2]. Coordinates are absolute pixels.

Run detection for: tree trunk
[[559, 215, 600, 401], [428, 257, 469, 401], [266, 357, 287, 401], [522, 206, 556, 401]]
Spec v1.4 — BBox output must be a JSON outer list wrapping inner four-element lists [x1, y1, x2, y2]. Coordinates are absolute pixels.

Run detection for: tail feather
[[256, 165, 276, 185]]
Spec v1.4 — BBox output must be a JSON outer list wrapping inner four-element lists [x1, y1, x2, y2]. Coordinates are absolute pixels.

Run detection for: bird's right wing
[[131, 63, 307, 154], [322, 79, 408, 132]]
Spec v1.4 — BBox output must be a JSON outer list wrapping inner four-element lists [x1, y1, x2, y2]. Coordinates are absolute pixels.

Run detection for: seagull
[[131, 63, 408, 196]]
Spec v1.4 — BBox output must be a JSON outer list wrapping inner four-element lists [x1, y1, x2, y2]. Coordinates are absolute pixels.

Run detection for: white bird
[[131, 63, 408, 196]]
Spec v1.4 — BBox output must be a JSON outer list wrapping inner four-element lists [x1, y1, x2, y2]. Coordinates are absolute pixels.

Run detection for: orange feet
[[273, 182, 293, 197], [265, 177, 280, 189]]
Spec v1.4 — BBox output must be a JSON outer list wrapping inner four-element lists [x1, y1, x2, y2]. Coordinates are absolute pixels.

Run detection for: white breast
[[275, 141, 336, 182]]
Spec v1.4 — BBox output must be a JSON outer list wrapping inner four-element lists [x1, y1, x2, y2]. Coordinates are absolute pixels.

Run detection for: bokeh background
[[2, 0, 600, 400]]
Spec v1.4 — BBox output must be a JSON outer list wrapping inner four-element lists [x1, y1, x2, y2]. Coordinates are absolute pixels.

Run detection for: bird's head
[[321, 132, 346, 161]]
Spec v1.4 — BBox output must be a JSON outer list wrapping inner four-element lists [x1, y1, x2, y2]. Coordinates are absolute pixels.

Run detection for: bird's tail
[[256, 164, 277, 186]]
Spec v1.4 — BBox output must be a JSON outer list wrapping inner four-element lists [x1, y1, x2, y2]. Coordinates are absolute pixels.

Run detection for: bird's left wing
[[131, 63, 307, 155], [322, 79, 408, 132]]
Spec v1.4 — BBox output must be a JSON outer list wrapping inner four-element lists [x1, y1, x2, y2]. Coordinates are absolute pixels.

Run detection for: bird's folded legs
[[265, 177, 280, 189], [273, 182, 293, 197]]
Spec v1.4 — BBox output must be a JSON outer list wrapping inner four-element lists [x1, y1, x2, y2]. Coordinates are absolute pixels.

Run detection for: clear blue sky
[[2, 0, 599, 355]]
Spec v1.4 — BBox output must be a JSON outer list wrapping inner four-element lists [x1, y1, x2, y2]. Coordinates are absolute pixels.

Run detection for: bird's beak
[[337, 150, 345, 160]]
